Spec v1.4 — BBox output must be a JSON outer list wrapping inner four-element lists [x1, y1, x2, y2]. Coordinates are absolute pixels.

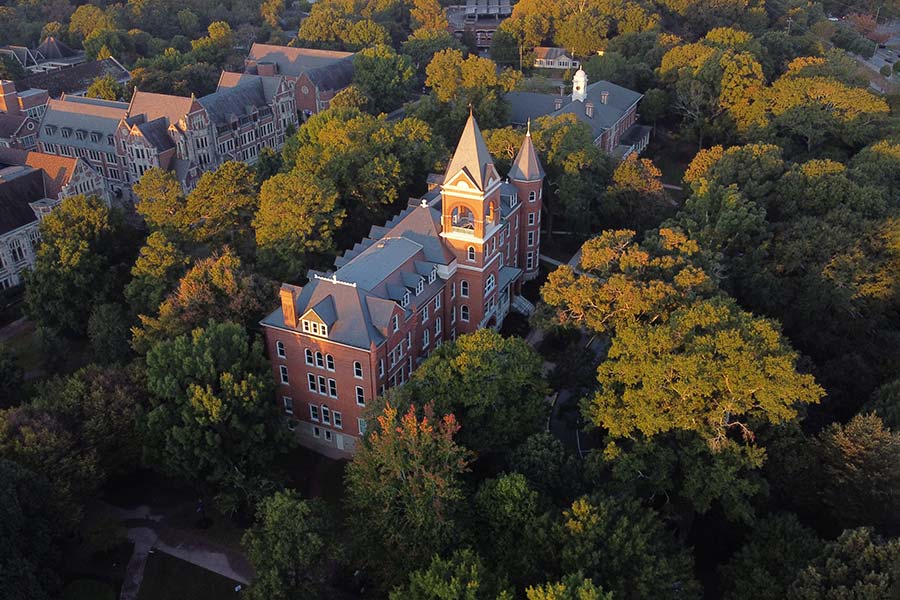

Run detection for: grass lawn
[[136, 552, 241, 600]]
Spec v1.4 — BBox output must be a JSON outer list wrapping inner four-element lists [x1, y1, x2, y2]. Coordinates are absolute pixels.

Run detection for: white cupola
[[572, 68, 588, 103]]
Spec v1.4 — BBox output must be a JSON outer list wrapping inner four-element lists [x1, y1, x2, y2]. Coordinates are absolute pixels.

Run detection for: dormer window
[[75, 130, 85, 140], [301, 319, 328, 337], [429, 267, 437, 284], [401, 292, 410, 307], [416, 279, 424, 295], [61, 128, 71, 138]]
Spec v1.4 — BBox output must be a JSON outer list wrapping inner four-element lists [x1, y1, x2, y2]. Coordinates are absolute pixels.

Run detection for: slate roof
[[444, 111, 496, 191], [198, 78, 269, 127], [506, 79, 643, 138], [0, 167, 44, 235], [507, 128, 544, 181], [137, 117, 175, 152], [128, 90, 196, 126], [0, 148, 78, 199], [246, 44, 353, 77], [0, 114, 27, 139], [38, 96, 127, 153], [16, 58, 130, 98], [305, 57, 355, 92], [534, 47, 573, 61], [217, 71, 283, 101]]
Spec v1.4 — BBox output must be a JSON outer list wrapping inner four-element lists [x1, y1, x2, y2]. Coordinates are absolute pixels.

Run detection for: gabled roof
[[128, 89, 197, 126], [0, 167, 44, 235], [246, 43, 354, 78], [35, 37, 78, 60], [0, 114, 28, 139], [335, 236, 424, 293], [39, 96, 127, 152], [16, 58, 130, 98], [198, 78, 269, 127], [217, 71, 283, 101], [0, 148, 78, 199], [444, 111, 496, 192], [507, 125, 544, 182], [505, 80, 644, 138], [135, 117, 175, 152], [534, 47, 573, 61]]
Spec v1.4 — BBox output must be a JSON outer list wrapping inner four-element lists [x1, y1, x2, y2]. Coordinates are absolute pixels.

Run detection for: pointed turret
[[507, 121, 544, 182], [444, 110, 496, 192]]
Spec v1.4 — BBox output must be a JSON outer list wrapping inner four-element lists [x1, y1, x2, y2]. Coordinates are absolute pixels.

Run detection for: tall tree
[[254, 170, 344, 281], [526, 575, 612, 600], [243, 491, 338, 599], [390, 549, 513, 600], [396, 329, 549, 454], [144, 321, 291, 492], [353, 45, 416, 114], [86, 74, 124, 100], [0, 344, 23, 408], [124, 231, 189, 317], [556, 495, 701, 599], [345, 403, 470, 589]]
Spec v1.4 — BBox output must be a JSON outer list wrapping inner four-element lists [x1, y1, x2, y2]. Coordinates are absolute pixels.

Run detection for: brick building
[[243, 44, 354, 118], [506, 68, 652, 158], [0, 148, 107, 289], [261, 112, 544, 456]]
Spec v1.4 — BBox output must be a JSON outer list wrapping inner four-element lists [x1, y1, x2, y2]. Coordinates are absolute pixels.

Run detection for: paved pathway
[[0, 317, 29, 343], [109, 504, 252, 600]]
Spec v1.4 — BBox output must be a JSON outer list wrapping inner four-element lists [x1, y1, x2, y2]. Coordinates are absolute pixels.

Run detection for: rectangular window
[[436, 317, 442, 335], [528, 212, 536, 226], [282, 396, 293, 414], [324, 430, 332, 441], [317, 375, 327, 395], [423, 328, 430, 349], [450, 283, 455, 299], [435, 294, 441, 310], [313, 426, 320, 438], [422, 305, 429, 322], [485, 274, 495, 294], [333, 411, 342, 429], [276, 340, 286, 358], [358, 418, 367, 435], [406, 332, 411, 350], [379, 359, 384, 377], [316, 352, 324, 368], [279, 365, 289, 384], [451, 306, 456, 324], [328, 378, 337, 398], [526, 252, 534, 270], [356, 386, 365, 406], [310, 404, 319, 421], [392, 315, 399, 332], [307, 373, 316, 391], [321, 405, 330, 425]]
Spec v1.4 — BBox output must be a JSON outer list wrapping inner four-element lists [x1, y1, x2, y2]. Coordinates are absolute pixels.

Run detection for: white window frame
[[282, 396, 293, 415], [326, 354, 335, 371], [435, 294, 441, 310], [467, 246, 476, 261], [305, 349, 314, 365], [333, 410, 342, 429], [310, 405, 319, 421], [358, 418, 367, 435], [354, 361, 363, 379], [461, 281, 469, 298], [328, 378, 337, 398], [276, 340, 286, 358], [356, 386, 365, 406], [279, 365, 289, 384], [461, 305, 469, 322], [321, 405, 331, 425], [392, 315, 399, 332], [307, 373, 316, 391]]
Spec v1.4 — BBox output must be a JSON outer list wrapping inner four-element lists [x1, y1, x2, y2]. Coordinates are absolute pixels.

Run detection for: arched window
[[467, 246, 476, 261], [354, 361, 363, 378], [326, 354, 335, 371], [460, 305, 469, 322], [528, 190, 536, 202], [315, 351, 324, 368], [305, 348, 314, 365], [461, 281, 469, 297], [451, 206, 475, 229]]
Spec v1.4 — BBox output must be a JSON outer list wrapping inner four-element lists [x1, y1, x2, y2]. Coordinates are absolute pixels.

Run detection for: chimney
[[601, 91, 609, 105], [280, 284, 300, 328], [257, 61, 278, 77], [0, 81, 17, 114], [585, 101, 594, 118]]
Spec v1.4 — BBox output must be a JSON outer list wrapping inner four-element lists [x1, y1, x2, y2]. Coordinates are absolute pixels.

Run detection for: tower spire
[[508, 125, 545, 182], [443, 111, 496, 192]]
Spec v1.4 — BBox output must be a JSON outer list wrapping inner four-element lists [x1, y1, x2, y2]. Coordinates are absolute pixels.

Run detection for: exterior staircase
[[512, 295, 535, 316]]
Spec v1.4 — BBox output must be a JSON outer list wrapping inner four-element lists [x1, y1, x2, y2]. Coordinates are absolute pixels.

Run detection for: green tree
[[345, 403, 470, 589], [602, 154, 670, 232], [390, 549, 513, 600], [190, 21, 234, 66], [133, 168, 190, 238], [254, 170, 344, 281], [133, 249, 274, 354], [526, 574, 612, 600], [472, 473, 551, 586], [124, 231, 189, 317], [0, 344, 23, 408], [588, 297, 822, 447], [397, 329, 549, 454], [144, 321, 291, 491], [186, 161, 259, 253], [329, 84, 370, 110], [353, 45, 417, 114], [243, 490, 338, 599], [87, 302, 132, 364], [410, 0, 448, 32], [866, 380, 900, 429], [31, 363, 146, 480], [720, 513, 822, 600], [0, 54, 27, 81], [789, 528, 900, 598], [68, 4, 115, 40], [510, 433, 584, 505], [86, 74, 124, 101], [24, 195, 127, 337], [556, 495, 701, 599], [403, 29, 464, 77], [0, 460, 60, 600]]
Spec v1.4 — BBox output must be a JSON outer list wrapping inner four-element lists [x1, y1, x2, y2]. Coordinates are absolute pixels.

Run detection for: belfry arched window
[[451, 206, 475, 230]]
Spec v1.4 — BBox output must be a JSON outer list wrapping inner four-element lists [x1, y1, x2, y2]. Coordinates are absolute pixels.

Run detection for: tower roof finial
[[526, 118, 531, 136]]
